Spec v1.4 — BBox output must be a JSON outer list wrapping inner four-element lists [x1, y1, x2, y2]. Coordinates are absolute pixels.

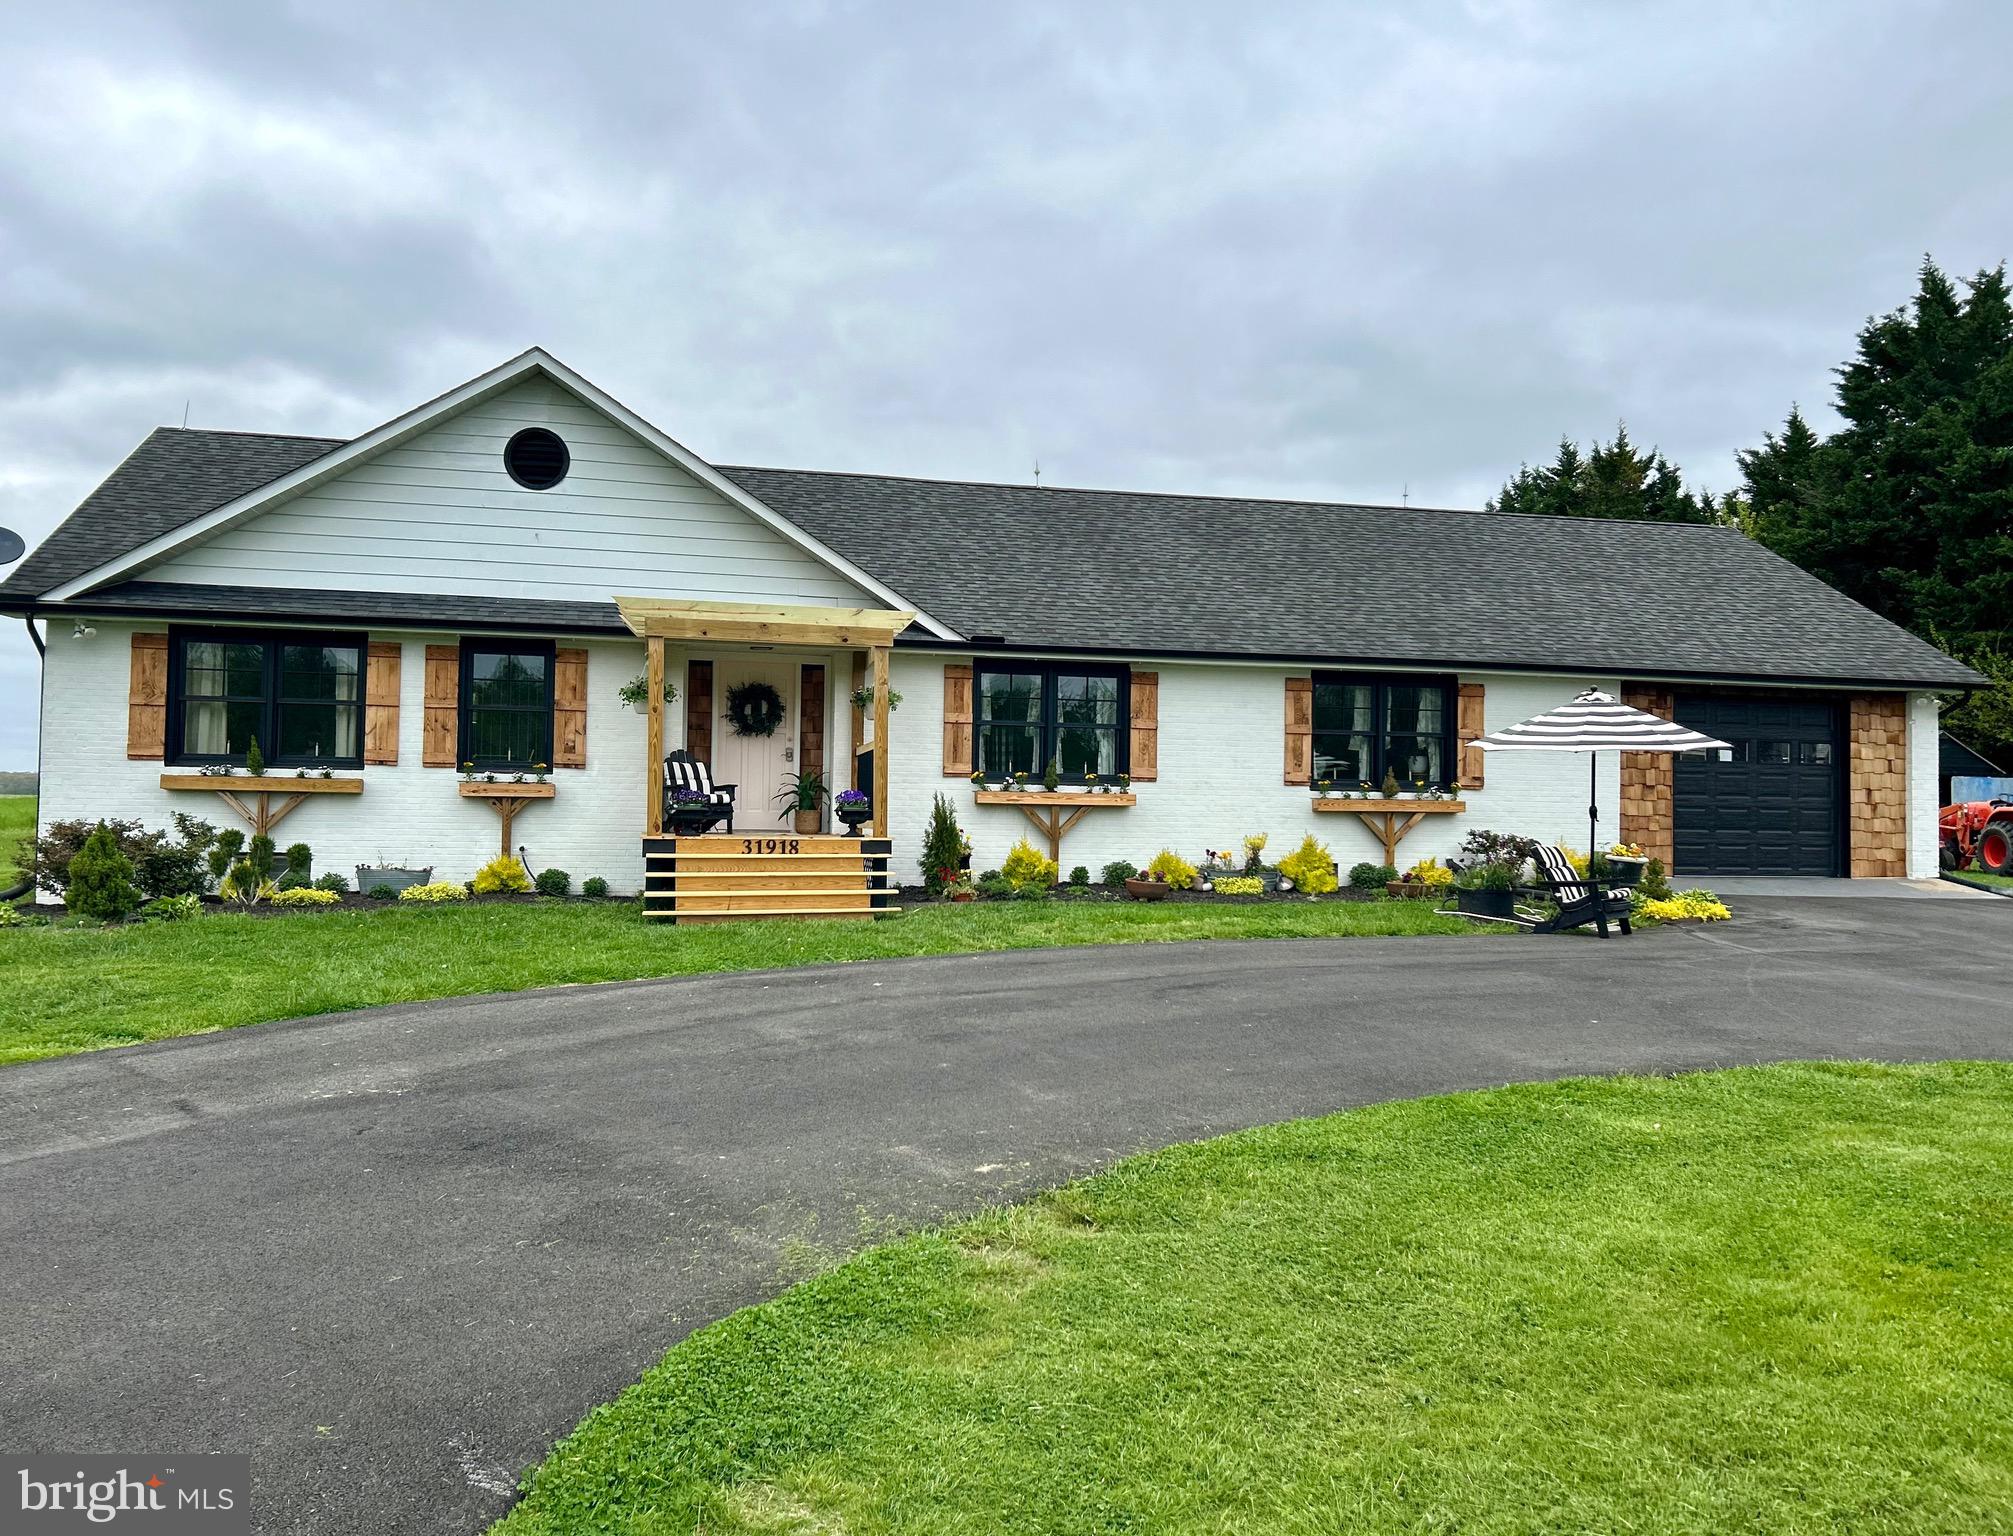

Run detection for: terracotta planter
[[1386, 880, 1430, 899], [1124, 877, 1170, 902], [949, 890, 977, 903], [792, 808, 821, 835]]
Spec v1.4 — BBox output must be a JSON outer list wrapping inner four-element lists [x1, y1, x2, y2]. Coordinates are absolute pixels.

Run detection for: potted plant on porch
[[1454, 860, 1520, 919], [834, 787, 873, 832], [669, 787, 715, 834], [1604, 842, 1649, 886], [774, 769, 829, 835]]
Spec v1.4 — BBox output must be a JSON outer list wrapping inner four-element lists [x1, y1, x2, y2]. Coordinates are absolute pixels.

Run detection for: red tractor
[[1941, 799, 2013, 874]]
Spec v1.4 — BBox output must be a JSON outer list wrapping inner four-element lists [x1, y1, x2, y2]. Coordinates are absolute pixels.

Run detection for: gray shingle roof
[[719, 466, 1983, 688], [0, 426, 1981, 689]]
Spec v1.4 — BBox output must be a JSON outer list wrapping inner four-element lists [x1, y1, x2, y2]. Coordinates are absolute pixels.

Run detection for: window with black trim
[[167, 628, 364, 767], [974, 662, 1128, 781], [504, 427, 569, 489], [1311, 673, 1454, 789], [460, 638, 554, 769]]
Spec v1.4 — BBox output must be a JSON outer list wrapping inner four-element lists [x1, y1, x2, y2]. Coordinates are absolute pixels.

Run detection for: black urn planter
[[670, 803, 714, 835], [1456, 887, 1517, 920], [1606, 857, 1648, 887], [836, 804, 873, 833]]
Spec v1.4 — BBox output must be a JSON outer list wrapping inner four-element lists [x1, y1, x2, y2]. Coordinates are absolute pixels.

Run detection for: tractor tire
[[1941, 838, 1960, 871], [1980, 821, 2013, 875]]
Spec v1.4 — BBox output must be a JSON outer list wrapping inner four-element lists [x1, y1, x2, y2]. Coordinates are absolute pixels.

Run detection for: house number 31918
[[742, 838, 801, 854]]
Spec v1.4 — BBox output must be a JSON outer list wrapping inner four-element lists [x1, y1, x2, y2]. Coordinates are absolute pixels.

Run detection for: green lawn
[[1951, 868, 2013, 892], [497, 1061, 2013, 1536], [0, 897, 1482, 1066], [0, 795, 32, 886]]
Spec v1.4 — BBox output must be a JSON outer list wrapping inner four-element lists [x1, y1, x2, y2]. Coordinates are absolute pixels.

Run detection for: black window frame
[[503, 427, 570, 490], [973, 661, 1130, 783], [165, 625, 368, 769], [458, 637, 556, 771], [1310, 671, 1457, 790]]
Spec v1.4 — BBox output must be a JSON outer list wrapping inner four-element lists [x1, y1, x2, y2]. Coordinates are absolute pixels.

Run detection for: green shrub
[[244, 735, 265, 776], [398, 881, 470, 903], [208, 828, 245, 888], [366, 884, 398, 901], [1100, 860, 1138, 885], [976, 873, 1015, 900], [219, 863, 278, 907], [247, 834, 276, 881], [921, 794, 967, 895], [314, 871, 351, 893], [472, 856, 534, 895], [1638, 857, 1673, 902], [1068, 865, 1090, 886], [1001, 837, 1059, 891], [276, 842, 313, 890], [581, 876, 610, 898], [1145, 849, 1198, 890], [270, 886, 341, 908], [534, 867, 571, 897], [142, 894, 204, 922], [66, 824, 144, 922], [1347, 862, 1397, 890], [1279, 836, 1340, 895], [1014, 882, 1049, 901], [0, 903, 48, 927], [27, 816, 209, 899]]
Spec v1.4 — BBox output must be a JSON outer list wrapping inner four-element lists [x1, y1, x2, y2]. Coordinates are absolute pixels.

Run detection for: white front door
[[711, 657, 799, 831]]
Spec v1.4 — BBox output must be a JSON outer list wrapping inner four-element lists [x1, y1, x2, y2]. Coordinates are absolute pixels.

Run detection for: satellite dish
[[0, 527, 23, 566]]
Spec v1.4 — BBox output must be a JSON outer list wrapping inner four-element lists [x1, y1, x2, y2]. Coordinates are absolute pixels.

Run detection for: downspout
[[23, 616, 43, 657]]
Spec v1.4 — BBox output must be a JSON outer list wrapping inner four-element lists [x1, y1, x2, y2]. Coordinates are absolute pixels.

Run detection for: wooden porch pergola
[[615, 597, 915, 838]]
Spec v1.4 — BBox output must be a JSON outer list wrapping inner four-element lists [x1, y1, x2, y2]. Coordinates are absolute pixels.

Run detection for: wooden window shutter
[[1283, 676, 1312, 785], [126, 632, 168, 760], [686, 660, 713, 767], [1128, 671, 1158, 781], [553, 647, 588, 768], [942, 663, 973, 776], [422, 644, 459, 767], [1457, 682, 1486, 788], [362, 642, 401, 765]]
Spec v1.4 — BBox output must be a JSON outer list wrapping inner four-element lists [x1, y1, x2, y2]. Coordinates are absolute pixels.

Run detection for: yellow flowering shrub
[[1144, 849, 1198, 889], [1277, 834, 1338, 895], [1637, 890, 1731, 922], [1001, 837, 1059, 891], [472, 854, 534, 895], [1214, 875, 1263, 895], [398, 881, 471, 903], [1401, 856, 1454, 889], [269, 886, 340, 907]]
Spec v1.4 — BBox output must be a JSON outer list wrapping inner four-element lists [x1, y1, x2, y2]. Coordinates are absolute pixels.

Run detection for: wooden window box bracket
[[973, 789, 1136, 864], [159, 773, 363, 838], [459, 780, 556, 856], [1311, 797, 1467, 866]]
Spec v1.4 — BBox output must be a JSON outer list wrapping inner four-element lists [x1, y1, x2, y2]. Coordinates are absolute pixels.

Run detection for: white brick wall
[[882, 655, 1624, 884]]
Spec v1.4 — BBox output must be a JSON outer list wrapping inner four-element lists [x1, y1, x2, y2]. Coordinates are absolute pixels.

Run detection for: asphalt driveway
[[2, 896, 2007, 1534]]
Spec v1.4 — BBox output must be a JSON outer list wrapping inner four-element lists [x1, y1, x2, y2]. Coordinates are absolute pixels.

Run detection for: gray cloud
[[2, 0, 2009, 764]]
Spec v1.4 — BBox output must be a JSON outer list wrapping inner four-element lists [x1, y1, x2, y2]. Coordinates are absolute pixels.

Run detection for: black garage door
[[1673, 695, 1843, 876]]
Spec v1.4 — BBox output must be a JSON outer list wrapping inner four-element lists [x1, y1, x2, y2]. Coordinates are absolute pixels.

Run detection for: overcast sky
[[2, 0, 2009, 768]]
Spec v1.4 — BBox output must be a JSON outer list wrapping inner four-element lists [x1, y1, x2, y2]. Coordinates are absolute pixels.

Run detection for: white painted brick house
[[1, 350, 1979, 909]]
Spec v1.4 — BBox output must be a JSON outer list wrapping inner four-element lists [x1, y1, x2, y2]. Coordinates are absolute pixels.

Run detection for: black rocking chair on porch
[[1524, 843, 1634, 937], [663, 749, 737, 834]]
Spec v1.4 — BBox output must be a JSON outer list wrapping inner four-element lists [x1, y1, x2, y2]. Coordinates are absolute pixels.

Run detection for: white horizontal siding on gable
[[145, 376, 875, 607]]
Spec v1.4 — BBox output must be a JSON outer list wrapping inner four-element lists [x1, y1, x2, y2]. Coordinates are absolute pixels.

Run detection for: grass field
[[0, 896, 1483, 1066], [1951, 868, 2013, 892], [496, 1061, 2013, 1536], [0, 795, 32, 886]]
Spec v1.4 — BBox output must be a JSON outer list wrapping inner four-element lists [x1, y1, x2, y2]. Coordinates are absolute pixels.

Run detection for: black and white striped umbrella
[[1469, 689, 1730, 856]]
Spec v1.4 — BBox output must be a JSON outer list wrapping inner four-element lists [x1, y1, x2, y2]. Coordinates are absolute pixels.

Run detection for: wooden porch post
[[644, 636, 665, 835], [870, 644, 891, 838]]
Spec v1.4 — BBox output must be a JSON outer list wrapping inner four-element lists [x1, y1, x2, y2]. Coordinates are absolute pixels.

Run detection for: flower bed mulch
[[899, 882, 1398, 906]]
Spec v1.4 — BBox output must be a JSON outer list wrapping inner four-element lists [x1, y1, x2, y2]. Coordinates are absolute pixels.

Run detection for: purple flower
[[835, 788, 869, 806]]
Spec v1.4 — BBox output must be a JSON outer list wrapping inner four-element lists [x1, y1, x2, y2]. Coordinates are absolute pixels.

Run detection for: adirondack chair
[[663, 749, 737, 833], [1525, 844, 1634, 937]]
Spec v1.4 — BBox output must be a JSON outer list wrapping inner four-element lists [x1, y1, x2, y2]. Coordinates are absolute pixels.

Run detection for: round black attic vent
[[504, 427, 569, 489]]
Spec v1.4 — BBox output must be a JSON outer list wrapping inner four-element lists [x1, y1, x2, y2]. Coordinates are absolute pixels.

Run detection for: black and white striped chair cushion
[[1535, 844, 1631, 903], [666, 757, 734, 804]]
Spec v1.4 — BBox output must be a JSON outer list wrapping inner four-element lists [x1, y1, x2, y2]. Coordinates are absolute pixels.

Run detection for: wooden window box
[[158, 772, 363, 837], [973, 789, 1135, 863], [1312, 797, 1467, 866]]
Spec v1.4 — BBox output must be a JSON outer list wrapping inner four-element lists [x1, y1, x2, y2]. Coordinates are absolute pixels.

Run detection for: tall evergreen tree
[[1739, 257, 2013, 758], [1487, 426, 1722, 523]]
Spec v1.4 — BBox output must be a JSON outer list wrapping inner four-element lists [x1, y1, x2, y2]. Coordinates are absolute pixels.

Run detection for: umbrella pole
[[1589, 752, 1598, 859]]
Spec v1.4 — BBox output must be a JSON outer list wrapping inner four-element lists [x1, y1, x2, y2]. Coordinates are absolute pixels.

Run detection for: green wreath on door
[[724, 680, 787, 738]]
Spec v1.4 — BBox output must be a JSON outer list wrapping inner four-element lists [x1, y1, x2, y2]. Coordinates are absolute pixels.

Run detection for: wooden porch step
[[648, 850, 889, 862], [644, 906, 901, 922]]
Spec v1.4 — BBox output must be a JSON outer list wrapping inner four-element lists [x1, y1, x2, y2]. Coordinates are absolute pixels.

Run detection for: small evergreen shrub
[[472, 856, 534, 895], [534, 868, 571, 897], [398, 881, 470, 903], [1001, 837, 1059, 891], [276, 842, 313, 890], [1100, 860, 1138, 885], [208, 828, 246, 888], [67, 824, 144, 921], [976, 873, 1015, 900], [314, 871, 351, 893], [1347, 861, 1397, 890], [581, 876, 610, 898], [244, 735, 266, 776], [247, 835, 276, 882], [1144, 849, 1198, 890], [921, 794, 968, 895], [1068, 865, 1090, 886], [270, 886, 341, 908], [366, 884, 398, 901], [1279, 836, 1340, 895], [1014, 882, 1049, 901], [219, 862, 278, 908]]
